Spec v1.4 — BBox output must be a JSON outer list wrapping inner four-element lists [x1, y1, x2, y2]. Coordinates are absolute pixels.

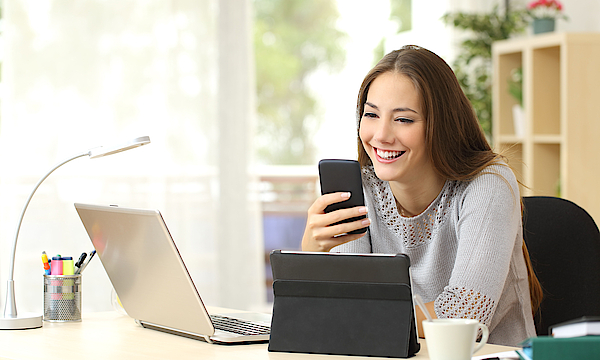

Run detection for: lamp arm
[[3, 151, 90, 318]]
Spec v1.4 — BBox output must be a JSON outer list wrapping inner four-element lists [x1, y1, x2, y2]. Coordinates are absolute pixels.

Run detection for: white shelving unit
[[492, 32, 600, 222]]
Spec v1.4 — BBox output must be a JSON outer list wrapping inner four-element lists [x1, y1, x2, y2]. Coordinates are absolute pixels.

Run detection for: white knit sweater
[[332, 164, 536, 346]]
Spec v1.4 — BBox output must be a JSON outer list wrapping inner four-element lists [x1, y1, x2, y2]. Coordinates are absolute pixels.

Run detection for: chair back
[[522, 196, 600, 335]]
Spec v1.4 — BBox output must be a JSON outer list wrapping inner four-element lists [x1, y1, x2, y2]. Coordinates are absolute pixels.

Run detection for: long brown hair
[[356, 45, 542, 314]]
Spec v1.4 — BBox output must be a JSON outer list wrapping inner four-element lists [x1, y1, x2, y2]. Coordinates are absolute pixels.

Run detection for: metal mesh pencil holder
[[43, 275, 82, 322]]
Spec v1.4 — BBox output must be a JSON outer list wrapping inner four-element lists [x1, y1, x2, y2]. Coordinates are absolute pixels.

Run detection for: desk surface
[[0, 308, 516, 360]]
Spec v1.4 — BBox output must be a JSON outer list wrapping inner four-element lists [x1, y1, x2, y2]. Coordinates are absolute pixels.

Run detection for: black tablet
[[268, 250, 420, 358]]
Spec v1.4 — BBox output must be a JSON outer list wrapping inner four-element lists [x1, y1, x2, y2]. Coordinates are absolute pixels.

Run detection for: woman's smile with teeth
[[376, 148, 405, 160]]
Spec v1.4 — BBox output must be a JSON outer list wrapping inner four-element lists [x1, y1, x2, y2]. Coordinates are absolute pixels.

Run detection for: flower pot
[[533, 18, 555, 34]]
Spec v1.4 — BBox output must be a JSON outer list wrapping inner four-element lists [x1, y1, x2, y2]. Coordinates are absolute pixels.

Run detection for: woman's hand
[[301, 192, 370, 252]]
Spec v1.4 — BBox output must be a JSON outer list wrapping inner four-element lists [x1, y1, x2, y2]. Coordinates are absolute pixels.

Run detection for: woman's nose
[[373, 119, 394, 144]]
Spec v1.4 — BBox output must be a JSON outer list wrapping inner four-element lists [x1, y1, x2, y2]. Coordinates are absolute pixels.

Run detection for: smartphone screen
[[318, 159, 367, 234]]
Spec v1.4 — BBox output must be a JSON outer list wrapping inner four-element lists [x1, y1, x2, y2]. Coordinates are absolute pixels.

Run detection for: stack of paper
[[550, 316, 600, 338]]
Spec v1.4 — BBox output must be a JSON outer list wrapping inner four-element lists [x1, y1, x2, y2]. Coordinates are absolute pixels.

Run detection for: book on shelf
[[550, 316, 600, 338]]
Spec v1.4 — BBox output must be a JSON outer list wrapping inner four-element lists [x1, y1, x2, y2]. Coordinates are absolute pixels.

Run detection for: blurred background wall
[[0, 0, 264, 314]]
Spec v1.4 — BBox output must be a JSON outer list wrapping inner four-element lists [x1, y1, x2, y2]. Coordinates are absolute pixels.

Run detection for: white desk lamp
[[0, 136, 150, 330]]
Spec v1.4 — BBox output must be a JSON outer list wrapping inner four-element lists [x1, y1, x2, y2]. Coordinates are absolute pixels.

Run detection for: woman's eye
[[396, 117, 414, 123], [363, 112, 377, 118]]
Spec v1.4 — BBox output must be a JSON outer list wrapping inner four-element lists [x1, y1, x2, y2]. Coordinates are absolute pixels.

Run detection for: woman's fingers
[[309, 192, 351, 214], [310, 207, 369, 238], [302, 193, 370, 252]]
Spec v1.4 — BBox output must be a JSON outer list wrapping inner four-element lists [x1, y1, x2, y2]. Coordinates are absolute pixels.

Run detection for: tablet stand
[[268, 278, 420, 358]]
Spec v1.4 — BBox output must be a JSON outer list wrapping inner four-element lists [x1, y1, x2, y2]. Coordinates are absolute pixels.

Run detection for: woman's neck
[[389, 174, 446, 217]]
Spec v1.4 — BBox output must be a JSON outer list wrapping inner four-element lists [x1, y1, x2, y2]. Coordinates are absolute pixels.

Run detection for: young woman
[[301, 45, 541, 346]]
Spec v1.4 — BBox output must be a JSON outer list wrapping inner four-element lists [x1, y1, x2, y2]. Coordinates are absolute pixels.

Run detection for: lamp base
[[0, 313, 43, 330]]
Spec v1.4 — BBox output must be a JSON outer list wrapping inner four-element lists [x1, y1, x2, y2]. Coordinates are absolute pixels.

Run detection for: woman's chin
[[372, 166, 401, 182]]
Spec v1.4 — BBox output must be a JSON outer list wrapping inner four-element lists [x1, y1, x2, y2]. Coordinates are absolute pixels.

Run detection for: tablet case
[[268, 251, 420, 358]]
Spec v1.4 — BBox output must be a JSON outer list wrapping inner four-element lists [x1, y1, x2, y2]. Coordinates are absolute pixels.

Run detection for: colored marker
[[62, 256, 74, 275], [41, 251, 51, 275], [51, 255, 63, 275]]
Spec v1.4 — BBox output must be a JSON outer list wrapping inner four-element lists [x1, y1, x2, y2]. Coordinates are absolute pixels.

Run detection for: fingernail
[[341, 192, 351, 198], [362, 218, 371, 225], [358, 206, 367, 213]]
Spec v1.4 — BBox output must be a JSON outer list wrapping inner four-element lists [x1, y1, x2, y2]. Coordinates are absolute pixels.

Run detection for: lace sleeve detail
[[434, 286, 496, 326]]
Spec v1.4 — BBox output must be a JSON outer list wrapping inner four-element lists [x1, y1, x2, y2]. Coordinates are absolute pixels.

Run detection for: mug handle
[[473, 323, 489, 354]]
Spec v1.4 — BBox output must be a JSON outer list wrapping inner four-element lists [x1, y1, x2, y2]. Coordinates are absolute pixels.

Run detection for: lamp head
[[88, 136, 150, 159]]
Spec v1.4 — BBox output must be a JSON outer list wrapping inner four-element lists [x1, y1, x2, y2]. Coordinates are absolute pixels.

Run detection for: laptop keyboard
[[210, 314, 270, 336]]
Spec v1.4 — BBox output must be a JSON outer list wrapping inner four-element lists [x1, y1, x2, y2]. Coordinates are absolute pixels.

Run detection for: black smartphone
[[318, 159, 367, 234]]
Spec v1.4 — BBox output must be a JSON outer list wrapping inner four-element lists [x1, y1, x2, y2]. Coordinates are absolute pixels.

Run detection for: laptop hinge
[[138, 320, 213, 343]]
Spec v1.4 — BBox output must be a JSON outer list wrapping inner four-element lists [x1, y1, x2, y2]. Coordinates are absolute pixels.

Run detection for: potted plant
[[527, 0, 567, 34], [443, 3, 529, 138]]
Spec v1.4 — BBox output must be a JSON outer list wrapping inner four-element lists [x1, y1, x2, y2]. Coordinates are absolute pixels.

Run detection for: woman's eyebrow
[[365, 102, 379, 110], [365, 101, 418, 114]]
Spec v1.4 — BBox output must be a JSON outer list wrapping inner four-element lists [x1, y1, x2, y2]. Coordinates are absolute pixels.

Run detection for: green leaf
[[442, 3, 529, 138]]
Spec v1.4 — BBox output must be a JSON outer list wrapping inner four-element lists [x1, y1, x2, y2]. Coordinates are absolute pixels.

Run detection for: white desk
[[0, 308, 516, 360]]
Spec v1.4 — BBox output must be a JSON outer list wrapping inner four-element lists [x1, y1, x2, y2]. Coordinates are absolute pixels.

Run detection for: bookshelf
[[492, 32, 600, 222]]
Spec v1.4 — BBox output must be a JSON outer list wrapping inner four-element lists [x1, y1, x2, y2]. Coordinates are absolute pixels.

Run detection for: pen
[[75, 252, 87, 273], [41, 251, 51, 275], [75, 250, 96, 274]]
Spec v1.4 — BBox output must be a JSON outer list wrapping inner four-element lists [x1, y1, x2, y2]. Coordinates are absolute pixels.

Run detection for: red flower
[[527, 0, 566, 19]]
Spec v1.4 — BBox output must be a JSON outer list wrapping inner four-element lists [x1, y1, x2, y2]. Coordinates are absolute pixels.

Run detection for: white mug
[[423, 318, 489, 360]]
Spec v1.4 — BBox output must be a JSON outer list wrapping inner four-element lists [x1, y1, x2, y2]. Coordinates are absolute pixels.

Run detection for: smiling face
[[359, 71, 436, 185]]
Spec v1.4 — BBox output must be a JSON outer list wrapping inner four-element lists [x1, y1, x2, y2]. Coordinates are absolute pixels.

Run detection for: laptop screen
[[74, 203, 214, 336]]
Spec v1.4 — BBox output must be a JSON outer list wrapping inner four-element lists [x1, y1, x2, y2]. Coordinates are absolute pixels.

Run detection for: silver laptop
[[74, 203, 271, 344]]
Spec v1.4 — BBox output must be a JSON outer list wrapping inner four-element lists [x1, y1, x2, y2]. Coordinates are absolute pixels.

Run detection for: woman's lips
[[374, 147, 405, 163]]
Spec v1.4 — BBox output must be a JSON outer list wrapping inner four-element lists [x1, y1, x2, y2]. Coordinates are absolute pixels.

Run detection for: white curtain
[[0, 0, 265, 315]]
